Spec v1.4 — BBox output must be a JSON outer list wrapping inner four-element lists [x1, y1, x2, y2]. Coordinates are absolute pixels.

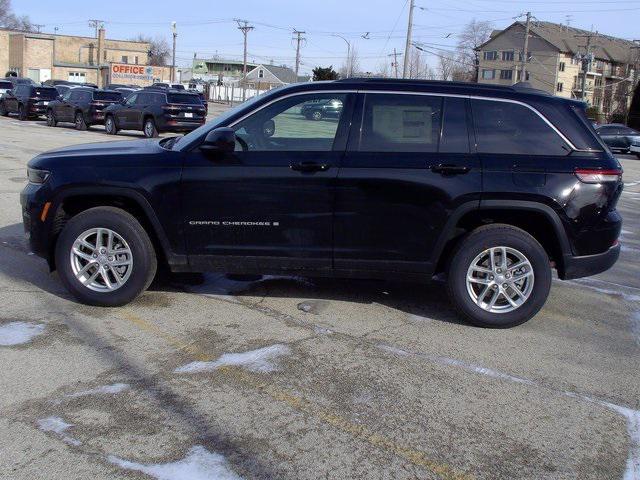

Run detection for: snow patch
[[604, 404, 640, 480], [0, 321, 45, 346], [175, 344, 291, 373], [313, 325, 333, 335], [66, 383, 130, 398], [37, 416, 81, 446], [108, 445, 243, 480], [568, 278, 640, 303]]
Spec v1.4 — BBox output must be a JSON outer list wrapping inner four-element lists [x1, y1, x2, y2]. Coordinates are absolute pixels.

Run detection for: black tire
[[55, 207, 157, 307], [74, 111, 87, 130], [18, 104, 27, 121], [143, 117, 158, 138], [635, 153, 640, 160], [447, 224, 551, 328], [0, 101, 7, 116], [104, 115, 118, 135], [46, 109, 57, 127], [311, 110, 323, 121]]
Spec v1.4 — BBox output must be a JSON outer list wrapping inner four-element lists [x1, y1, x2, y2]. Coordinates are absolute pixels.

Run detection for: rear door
[[334, 92, 480, 274], [181, 91, 354, 271]]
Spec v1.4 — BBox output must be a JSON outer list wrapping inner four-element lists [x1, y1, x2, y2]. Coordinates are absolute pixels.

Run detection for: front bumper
[[561, 243, 620, 280], [20, 183, 51, 260]]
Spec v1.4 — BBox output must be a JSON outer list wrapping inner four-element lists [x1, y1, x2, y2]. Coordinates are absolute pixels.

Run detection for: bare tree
[[0, 0, 34, 31], [375, 60, 391, 78], [437, 52, 456, 81], [130, 34, 171, 66], [339, 46, 361, 78], [407, 48, 434, 79], [457, 19, 494, 82]]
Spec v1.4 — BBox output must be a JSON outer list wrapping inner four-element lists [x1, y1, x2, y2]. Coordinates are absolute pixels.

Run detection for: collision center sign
[[110, 63, 155, 82]]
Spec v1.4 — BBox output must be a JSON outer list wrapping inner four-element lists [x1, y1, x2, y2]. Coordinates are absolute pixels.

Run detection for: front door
[[181, 92, 354, 272], [116, 92, 138, 129], [334, 93, 481, 274]]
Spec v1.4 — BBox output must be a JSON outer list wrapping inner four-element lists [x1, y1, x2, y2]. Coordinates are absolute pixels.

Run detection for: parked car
[[113, 87, 137, 98], [3, 76, 37, 88], [103, 89, 206, 137], [46, 88, 122, 130], [149, 82, 185, 90], [595, 123, 640, 153], [630, 139, 640, 158], [0, 79, 12, 98], [21, 79, 623, 327], [0, 84, 58, 119], [300, 98, 343, 120]]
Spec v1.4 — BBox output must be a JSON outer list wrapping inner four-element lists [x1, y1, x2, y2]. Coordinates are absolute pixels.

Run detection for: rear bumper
[[561, 243, 620, 280], [159, 118, 205, 132]]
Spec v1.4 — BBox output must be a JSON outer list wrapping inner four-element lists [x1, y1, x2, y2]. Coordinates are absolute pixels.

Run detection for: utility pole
[[389, 49, 402, 78], [293, 29, 306, 79], [519, 12, 531, 82], [171, 22, 177, 83], [628, 41, 640, 124], [333, 35, 351, 78], [33, 24, 44, 33], [402, 0, 415, 78], [575, 31, 597, 102], [235, 19, 254, 101], [88, 19, 103, 38]]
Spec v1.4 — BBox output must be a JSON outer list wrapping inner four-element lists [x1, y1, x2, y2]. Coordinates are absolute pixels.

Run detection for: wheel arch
[[431, 200, 572, 277], [47, 187, 180, 271]]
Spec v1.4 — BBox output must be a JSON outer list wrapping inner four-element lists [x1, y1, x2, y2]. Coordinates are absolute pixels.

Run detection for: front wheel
[[636, 153, 640, 160], [447, 224, 551, 328], [75, 112, 87, 130], [55, 207, 157, 306], [46, 109, 57, 127], [0, 101, 7, 116], [18, 104, 27, 120]]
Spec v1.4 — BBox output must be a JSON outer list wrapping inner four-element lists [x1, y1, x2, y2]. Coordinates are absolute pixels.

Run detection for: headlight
[[27, 168, 50, 184]]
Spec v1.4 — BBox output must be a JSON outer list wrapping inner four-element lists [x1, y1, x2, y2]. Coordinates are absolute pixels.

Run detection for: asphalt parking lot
[[0, 113, 639, 480]]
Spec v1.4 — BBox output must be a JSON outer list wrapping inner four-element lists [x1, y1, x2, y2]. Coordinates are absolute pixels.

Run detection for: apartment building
[[192, 57, 259, 84], [477, 21, 638, 121], [0, 27, 152, 86]]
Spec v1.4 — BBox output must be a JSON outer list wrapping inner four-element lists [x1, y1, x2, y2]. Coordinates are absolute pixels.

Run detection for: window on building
[[134, 56, 139, 65], [103, 50, 107, 60], [557, 82, 563, 92], [121, 56, 128, 64], [595, 77, 603, 87], [502, 51, 514, 62], [68, 72, 86, 83], [223, 65, 232, 72], [482, 69, 495, 80], [500, 70, 513, 80], [483, 51, 498, 61], [471, 99, 570, 156], [593, 96, 601, 105], [559, 62, 565, 72], [258, 69, 264, 78], [516, 71, 530, 81]]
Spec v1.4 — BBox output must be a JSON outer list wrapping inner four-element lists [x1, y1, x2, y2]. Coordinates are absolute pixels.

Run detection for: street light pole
[[171, 21, 177, 83], [402, 0, 415, 78], [333, 34, 352, 78]]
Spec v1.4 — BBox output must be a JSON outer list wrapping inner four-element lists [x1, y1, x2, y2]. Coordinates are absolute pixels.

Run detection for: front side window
[[472, 99, 570, 156], [125, 93, 138, 106], [359, 94, 442, 153], [232, 93, 348, 152]]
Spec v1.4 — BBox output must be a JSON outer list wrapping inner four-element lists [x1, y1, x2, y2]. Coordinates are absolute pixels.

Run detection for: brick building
[[0, 27, 170, 87]]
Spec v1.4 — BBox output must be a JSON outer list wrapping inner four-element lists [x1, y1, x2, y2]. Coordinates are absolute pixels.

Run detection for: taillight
[[575, 168, 622, 183]]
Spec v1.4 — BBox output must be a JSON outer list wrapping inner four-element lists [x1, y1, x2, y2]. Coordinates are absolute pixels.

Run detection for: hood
[[28, 138, 179, 170]]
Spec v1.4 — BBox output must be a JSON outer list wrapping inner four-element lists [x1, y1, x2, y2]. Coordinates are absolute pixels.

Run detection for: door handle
[[290, 161, 330, 172], [430, 164, 471, 175]]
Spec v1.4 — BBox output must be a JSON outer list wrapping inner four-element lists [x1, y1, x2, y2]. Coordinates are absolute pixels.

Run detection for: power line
[[87, 19, 104, 38]]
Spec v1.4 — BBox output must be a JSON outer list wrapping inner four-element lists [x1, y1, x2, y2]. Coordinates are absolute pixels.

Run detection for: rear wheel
[[636, 153, 640, 160], [46, 109, 57, 127], [18, 104, 27, 120], [447, 224, 551, 328], [143, 117, 158, 138], [55, 207, 157, 307], [74, 111, 87, 130], [0, 101, 7, 116], [105, 115, 118, 135]]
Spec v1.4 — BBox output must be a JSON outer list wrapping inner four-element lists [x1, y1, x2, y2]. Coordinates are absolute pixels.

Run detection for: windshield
[[167, 93, 201, 105], [174, 88, 284, 150], [94, 91, 121, 101]]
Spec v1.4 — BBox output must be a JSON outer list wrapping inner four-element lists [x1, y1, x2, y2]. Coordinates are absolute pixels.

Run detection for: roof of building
[[250, 64, 308, 84], [481, 21, 636, 64], [0, 27, 149, 45]]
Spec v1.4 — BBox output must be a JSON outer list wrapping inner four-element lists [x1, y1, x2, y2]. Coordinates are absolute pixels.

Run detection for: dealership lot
[[0, 114, 639, 479]]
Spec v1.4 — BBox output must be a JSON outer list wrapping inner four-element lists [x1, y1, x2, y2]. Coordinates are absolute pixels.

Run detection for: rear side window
[[359, 94, 442, 152], [33, 88, 58, 99], [167, 93, 202, 105], [471, 99, 569, 156], [0, 81, 12, 89], [94, 91, 121, 101], [440, 97, 469, 153]]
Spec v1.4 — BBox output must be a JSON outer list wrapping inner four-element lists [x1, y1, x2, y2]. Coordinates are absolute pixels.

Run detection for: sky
[[12, 0, 640, 75]]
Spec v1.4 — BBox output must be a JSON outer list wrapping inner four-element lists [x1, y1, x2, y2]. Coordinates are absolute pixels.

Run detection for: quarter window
[[232, 93, 348, 152], [471, 99, 570, 156]]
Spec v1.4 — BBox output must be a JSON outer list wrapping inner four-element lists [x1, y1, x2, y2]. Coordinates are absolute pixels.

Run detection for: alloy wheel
[[69, 228, 133, 292], [465, 246, 534, 313]]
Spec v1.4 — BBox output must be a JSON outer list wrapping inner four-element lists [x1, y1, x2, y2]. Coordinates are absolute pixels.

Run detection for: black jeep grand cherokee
[[21, 79, 623, 327]]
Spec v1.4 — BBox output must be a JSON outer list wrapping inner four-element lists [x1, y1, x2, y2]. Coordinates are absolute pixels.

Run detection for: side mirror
[[200, 127, 236, 155], [263, 119, 275, 137]]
